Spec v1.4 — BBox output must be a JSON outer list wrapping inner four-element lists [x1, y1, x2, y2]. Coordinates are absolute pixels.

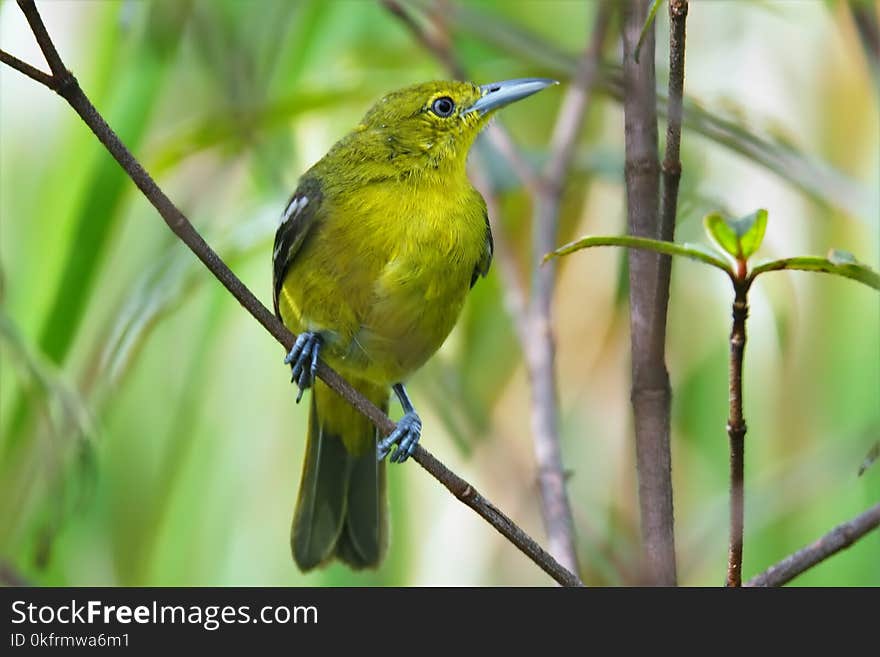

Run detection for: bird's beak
[[464, 78, 558, 116]]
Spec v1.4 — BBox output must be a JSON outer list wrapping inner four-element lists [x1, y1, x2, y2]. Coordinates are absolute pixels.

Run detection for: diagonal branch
[[7, 0, 582, 588], [746, 501, 880, 587], [17, 0, 66, 78], [0, 49, 54, 88]]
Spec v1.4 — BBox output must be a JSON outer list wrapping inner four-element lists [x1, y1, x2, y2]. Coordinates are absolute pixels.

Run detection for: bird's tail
[[291, 377, 388, 571]]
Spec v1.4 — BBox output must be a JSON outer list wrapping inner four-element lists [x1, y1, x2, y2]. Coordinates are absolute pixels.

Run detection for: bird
[[272, 77, 555, 571]]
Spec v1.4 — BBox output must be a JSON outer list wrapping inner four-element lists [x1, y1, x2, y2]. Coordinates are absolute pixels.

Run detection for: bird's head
[[351, 78, 556, 177]]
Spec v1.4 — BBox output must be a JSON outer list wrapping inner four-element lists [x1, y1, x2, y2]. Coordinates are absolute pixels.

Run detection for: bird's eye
[[431, 97, 455, 117]]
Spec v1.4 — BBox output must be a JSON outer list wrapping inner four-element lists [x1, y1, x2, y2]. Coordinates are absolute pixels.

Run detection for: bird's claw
[[284, 332, 321, 403], [377, 411, 422, 463]]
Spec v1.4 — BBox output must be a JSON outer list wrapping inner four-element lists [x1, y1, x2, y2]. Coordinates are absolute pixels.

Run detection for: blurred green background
[[0, 0, 877, 586]]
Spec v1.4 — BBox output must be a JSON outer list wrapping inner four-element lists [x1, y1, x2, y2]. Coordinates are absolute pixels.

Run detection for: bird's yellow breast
[[277, 173, 487, 385]]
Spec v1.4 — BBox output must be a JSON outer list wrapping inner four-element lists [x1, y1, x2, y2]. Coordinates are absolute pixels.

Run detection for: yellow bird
[[272, 78, 555, 571]]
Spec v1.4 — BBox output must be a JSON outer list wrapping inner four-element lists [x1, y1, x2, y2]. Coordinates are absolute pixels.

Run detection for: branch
[[663, 0, 689, 586], [621, 0, 677, 585], [746, 501, 880, 587], [726, 282, 748, 587], [7, 0, 582, 588], [17, 0, 66, 78], [0, 49, 54, 87], [524, 3, 611, 576], [660, 0, 687, 247]]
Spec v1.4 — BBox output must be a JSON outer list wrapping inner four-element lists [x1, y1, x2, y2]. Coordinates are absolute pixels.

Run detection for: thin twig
[[524, 4, 611, 577], [621, 0, 677, 585], [0, 49, 55, 88], [745, 502, 880, 587], [660, 0, 687, 247], [726, 282, 748, 587], [17, 0, 66, 78], [413, 448, 580, 586], [8, 0, 582, 588]]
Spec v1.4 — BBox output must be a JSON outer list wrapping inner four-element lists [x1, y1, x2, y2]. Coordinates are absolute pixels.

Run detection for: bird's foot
[[377, 411, 422, 463], [284, 332, 322, 403]]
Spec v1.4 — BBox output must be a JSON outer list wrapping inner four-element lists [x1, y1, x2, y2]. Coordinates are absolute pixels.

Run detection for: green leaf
[[0, 310, 96, 469], [703, 209, 768, 260], [738, 209, 768, 258], [704, 213, 740, 259], [546, 235, 733, 274], [750, 256, 880, 291]]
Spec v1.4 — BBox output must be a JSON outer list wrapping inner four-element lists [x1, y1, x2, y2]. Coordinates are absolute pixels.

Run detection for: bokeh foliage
[[0, 0, 877, 585]]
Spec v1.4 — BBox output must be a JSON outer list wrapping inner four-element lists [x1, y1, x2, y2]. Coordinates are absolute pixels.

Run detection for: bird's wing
[[272, 177, 323, 317], [470, 206, 494, 288]]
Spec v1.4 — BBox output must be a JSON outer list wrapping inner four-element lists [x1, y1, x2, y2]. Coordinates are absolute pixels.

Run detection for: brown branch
[[621, 0, 677, 585], [8, 0, 582, 588], [413, 448, 580, 586], [658, 0, 688, 584], [745, 502, 880, 587], [726, 282, 748, 587], [660, 0, 687, 247], [17, 0, 66, 78], [524, 3, 611, 577], [0, 48, 54, 88]]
